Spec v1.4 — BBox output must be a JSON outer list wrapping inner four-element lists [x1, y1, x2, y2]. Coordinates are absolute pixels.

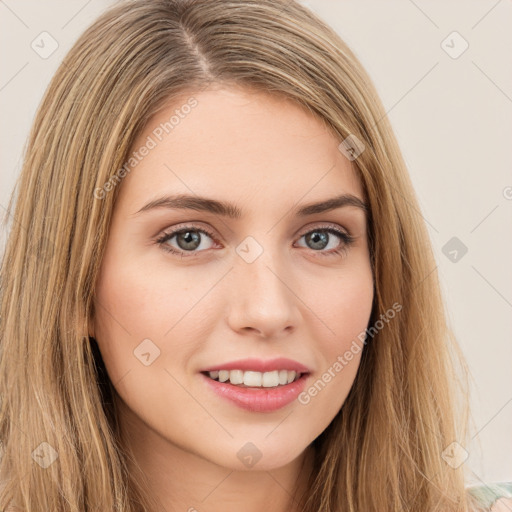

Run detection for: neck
[[115, 397, 316, 512]]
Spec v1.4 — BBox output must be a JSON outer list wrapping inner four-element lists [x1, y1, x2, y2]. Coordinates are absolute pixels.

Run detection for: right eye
[[155, 226, 218, 257]]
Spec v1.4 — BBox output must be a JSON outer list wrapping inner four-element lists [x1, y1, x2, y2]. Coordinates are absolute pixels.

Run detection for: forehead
[[116, 85, 364, 214]]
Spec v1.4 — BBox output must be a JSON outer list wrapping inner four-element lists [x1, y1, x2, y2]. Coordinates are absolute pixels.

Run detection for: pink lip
[[200, 357, 311, 373], [200, 372, 310, 413]]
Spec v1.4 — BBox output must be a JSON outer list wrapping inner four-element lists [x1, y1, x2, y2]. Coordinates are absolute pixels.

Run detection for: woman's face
[[93, 84, 374, 472]]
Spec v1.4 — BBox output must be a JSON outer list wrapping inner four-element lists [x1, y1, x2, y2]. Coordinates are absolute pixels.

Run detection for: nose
[[225, 248, 301, 339]]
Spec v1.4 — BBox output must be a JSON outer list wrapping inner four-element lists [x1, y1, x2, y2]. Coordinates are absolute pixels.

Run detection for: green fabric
[[466, 482, 512, 508]]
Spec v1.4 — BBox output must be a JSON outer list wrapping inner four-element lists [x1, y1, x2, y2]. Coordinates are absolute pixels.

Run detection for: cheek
[[92, 252, 166, 384], [92, 259, 202, 426], [316, 258, 374, 346], [300, 263, 373, 415], [94, 251, 200, 339], [92, 250, 217, 388]]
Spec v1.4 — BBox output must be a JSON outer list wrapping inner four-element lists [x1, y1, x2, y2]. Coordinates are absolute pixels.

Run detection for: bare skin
[[92, 84, 374, 512]]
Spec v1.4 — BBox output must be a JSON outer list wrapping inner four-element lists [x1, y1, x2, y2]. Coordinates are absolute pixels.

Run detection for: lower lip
[[200, 372, 309, 413]]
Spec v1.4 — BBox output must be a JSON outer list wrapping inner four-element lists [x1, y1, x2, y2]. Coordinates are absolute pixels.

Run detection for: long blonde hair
[[0, 0, 479, 510]]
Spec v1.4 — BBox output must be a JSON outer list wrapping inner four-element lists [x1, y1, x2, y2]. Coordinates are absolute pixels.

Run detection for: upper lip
[[200, 357, 311, 374]]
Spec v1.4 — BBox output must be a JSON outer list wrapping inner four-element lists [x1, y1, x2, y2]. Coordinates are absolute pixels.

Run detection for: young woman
[[0, 1, 510, 511]]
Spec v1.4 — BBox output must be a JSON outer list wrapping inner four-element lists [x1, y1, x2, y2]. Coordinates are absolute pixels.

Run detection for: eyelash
[[155, 224, 355, 259]]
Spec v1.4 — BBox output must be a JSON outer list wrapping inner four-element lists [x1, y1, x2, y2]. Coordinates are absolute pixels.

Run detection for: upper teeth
[[207, 369, 300, 387]]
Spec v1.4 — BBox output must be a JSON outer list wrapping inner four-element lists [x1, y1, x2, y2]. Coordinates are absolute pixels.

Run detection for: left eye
[[296, 228, 349, 252], [155, 225, 354, 257]]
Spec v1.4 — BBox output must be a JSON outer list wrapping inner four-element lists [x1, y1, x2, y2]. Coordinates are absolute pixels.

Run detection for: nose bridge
[[227, 235, 300, 336], [235, 237, 290, 303]]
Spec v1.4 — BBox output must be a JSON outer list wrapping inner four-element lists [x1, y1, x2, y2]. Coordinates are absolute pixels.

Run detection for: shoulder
[[466, 482, 512, 511]]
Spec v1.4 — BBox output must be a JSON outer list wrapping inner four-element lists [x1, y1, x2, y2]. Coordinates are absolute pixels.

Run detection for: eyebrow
[[132, 193, 368, 218]]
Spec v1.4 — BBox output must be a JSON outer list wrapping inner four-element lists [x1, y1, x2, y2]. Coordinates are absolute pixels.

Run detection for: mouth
[[201, 369, 307, 388], [199, 370, 311, 412]]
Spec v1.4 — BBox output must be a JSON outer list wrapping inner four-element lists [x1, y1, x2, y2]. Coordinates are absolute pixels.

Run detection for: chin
[[208, 440, 309, 472]]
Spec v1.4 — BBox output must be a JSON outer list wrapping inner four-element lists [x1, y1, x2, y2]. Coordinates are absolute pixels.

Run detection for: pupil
[[177, 231, 200, 250]]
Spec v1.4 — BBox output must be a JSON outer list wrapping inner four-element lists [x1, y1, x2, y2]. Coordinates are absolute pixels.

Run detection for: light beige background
[[1, 0, 511, 488]]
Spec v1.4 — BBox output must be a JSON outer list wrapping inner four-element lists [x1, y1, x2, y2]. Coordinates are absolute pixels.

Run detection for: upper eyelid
[[158, 221, 351, 240], [156, 222, 353, 250]]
